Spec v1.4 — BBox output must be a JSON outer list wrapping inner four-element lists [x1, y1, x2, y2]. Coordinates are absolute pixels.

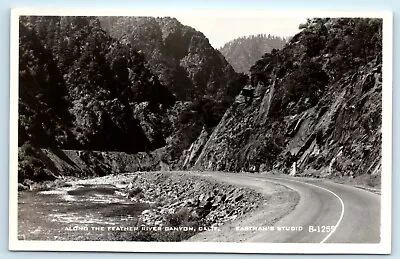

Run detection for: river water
[[18, 184, 150, 241]]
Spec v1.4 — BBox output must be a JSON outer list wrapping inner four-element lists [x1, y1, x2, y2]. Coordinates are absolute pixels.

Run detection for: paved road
[[203, 172, 381, 243]]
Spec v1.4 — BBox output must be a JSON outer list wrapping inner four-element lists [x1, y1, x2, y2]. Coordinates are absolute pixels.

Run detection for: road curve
[[257, 175, 380, 243], [192, 172, 381, 243]]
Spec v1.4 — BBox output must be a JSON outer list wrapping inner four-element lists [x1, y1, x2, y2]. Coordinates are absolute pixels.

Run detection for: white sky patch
[[175, 16, 307, 49]]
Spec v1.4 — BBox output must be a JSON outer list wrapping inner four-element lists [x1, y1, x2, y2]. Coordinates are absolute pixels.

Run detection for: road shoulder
[[187, 172, 299, 242]]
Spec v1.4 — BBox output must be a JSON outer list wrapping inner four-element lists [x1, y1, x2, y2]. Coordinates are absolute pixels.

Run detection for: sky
[[175, 16, 307, 49]]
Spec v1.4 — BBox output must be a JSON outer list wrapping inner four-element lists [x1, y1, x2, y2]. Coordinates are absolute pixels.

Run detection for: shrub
[[128, 186, 143, 198], [164, 207, 199, 227], [282, 59, 329, 109]]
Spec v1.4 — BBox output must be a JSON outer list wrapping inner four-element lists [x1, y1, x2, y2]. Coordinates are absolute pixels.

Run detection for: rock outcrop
[[190, 18, 383, 183]]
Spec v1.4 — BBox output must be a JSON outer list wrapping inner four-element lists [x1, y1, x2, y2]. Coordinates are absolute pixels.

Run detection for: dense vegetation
[[99, 16, 244, 102], [19, 16, 175, 151], [219, 34, 287, 74], [99, 17, 247, 163], [18, 16, 244, 182]]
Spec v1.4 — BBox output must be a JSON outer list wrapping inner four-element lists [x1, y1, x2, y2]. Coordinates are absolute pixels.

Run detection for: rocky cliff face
[[189, 18, 382, 182]]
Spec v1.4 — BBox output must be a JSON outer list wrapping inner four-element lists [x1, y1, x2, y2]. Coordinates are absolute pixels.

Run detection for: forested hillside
[[219, 34, 287, 74], [98, 17, 248, 163], [99, 17, 245, 102], [18, 16, 244, 182], [19, 16, 176, 152]]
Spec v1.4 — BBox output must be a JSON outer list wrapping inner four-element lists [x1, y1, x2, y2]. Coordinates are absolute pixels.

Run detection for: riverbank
[[18, 171, 267, 241]]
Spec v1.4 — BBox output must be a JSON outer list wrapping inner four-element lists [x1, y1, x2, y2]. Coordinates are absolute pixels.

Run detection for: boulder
[[18, 183, 29, 191], [234, 193, 244, 202]]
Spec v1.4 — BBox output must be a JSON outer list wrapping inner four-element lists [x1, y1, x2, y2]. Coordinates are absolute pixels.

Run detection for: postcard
[[9, 8, 392, 254]]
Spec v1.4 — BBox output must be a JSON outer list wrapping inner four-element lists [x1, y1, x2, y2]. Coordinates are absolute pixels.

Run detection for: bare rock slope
[[187, 18, 382, 184]]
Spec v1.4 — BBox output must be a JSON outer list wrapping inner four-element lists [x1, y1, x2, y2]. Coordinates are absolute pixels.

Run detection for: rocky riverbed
[[19, 171, 264, 241], [75, 172, 264, 230]]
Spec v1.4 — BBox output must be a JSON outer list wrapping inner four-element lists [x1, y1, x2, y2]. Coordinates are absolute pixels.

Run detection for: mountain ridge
[[17, 17, 383, 187], [218, 34, 287, 74]]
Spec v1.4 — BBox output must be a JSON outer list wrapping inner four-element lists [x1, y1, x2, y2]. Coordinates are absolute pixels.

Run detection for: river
[[18, 184, 150, 241]]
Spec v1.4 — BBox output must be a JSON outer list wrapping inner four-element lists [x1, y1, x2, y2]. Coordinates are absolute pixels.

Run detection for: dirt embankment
[[17, 147, 164, 188]]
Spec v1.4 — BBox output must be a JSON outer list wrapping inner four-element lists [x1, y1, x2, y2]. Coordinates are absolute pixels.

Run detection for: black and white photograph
[[8, 9, 392, 254]]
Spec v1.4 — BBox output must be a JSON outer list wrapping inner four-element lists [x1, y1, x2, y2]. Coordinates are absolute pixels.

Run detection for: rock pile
[[119, 172, 263, 229]]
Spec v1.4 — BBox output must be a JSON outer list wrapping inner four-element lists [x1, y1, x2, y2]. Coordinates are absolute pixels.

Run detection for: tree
[[19, 19, 73, 147]]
